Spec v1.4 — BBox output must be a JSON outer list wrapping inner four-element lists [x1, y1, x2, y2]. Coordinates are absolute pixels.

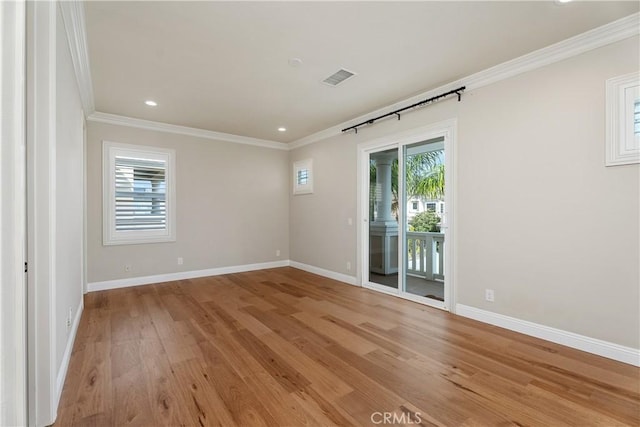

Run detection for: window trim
[[103, 141, 176, 245], [605, 71, 640, 166], [293, 158, 313, 195]]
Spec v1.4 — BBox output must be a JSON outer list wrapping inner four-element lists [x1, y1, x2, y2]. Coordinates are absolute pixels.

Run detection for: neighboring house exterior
[[407, 197, 445, 222]]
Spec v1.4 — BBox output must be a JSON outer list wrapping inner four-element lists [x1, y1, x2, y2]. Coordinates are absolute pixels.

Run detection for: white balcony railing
[[406, 231, 444, 280]]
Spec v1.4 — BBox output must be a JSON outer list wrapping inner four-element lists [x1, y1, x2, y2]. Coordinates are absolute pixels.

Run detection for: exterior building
[[407, 197, 445, 222]]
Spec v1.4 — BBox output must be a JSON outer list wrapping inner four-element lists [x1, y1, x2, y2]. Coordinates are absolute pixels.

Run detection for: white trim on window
[[606, 71, 640, 166], [102, 141, 176, 245], [293, 158, 313, 195]]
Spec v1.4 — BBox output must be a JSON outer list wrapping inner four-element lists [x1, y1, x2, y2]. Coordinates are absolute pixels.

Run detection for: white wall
[[0, 1, 27, 425], [290, 136, 359, 276], [55, 3, 84, 390], [25, 3, 85, 424], [86, 122, 290, 284], [455, 37, 639, 349], [289, 36, 640, 350]]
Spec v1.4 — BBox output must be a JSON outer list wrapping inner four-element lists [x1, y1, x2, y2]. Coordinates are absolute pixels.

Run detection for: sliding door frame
[[357, 119, 457, 312], [357, 141, 398, 297]]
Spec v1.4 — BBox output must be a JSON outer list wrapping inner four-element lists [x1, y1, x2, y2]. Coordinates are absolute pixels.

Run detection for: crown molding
[[59, 1, 95, 115], [88, 112, 289, 150], [58, 1, 285, 150], [289, 12, 640, 150], [66, 6, 638, 151], [463, 12, 640, 91]]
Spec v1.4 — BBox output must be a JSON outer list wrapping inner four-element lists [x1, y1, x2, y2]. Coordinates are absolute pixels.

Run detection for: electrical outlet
[[177, 257, 183, 265], [346, 261, 351, 271], [485, 289, 495, 302], [276, 249, 281, 257], [66, 307, 73, 330], [124, 264, 131, 272]]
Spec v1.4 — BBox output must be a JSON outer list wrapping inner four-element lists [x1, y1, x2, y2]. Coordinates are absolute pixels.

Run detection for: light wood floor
[[55, 267, 639, 426]]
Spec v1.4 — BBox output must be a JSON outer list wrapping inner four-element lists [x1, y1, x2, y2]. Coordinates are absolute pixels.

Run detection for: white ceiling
[[84, 1, 639, 143]]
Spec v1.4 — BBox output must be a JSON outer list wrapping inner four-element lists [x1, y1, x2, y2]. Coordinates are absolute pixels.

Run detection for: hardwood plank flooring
[[55, 267, 640, 426]]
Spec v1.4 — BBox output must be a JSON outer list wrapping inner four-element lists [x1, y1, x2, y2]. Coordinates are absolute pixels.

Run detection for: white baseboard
[[456, 304, 640, 367], [55, 298, 84, 409], [289, 261, 358, 286], [87, 260, 291, 292], [87, 260, 358, 293]]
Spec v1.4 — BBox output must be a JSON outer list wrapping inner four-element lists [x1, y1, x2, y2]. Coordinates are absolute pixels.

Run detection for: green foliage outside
[[370, 150, 444, 221], [408, 210, 441, 232]]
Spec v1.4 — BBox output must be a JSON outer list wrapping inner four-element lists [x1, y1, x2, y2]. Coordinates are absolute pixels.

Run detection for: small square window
[[293, 159, 313, 195], [606, 72, 640, 166]]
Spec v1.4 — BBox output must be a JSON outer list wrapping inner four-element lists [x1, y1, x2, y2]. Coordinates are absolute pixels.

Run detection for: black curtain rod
[[342, 86, 466, 134]]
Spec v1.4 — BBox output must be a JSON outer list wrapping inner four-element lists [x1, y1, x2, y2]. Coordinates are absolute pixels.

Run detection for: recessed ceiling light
[[278, 127, 287, 132], [555, 0, 572, 3], [145, 100, 158, 107]]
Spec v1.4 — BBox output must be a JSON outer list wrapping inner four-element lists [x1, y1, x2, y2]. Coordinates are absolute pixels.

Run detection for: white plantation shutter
[[104, 142, 176, 245], [297, 168, 309, 185], [293, 159, 313, 195], [115, 157, 167, 231]]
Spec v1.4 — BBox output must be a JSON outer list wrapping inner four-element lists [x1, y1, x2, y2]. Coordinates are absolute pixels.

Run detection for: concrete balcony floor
[[369, 272, 444, 301]]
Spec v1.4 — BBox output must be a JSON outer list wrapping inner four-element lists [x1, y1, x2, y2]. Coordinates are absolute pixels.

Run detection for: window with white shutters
[[115, 157, 166, 231], [293, 158, 313, 195], [103, 142, 176, 245]]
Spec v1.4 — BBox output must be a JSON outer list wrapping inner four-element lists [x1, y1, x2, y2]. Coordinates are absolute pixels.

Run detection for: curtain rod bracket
[[341, 85, 465, 134]]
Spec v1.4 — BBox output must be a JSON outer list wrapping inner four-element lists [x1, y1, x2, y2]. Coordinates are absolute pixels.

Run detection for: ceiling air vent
[[322, 68, 356, 87]]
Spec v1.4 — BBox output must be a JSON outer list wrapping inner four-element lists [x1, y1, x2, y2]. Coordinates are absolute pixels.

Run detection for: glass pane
[[114, 157, 167, 231], [634, 100, 640, 135], [403, 138, 445, 302], [368, 148, 399, 289], [297, 169, 308, 185]]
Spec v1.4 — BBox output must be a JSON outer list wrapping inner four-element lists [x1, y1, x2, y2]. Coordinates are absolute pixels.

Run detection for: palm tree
[[370, 150, 444, 220], [414, 163, 444, 200], [405, 150, 444, 199]]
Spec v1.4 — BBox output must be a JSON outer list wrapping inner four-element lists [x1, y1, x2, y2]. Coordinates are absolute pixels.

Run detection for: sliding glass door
[[362, 128, 452, 310], [402, 138, 446, 304], [368, 148, 399, 290]]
